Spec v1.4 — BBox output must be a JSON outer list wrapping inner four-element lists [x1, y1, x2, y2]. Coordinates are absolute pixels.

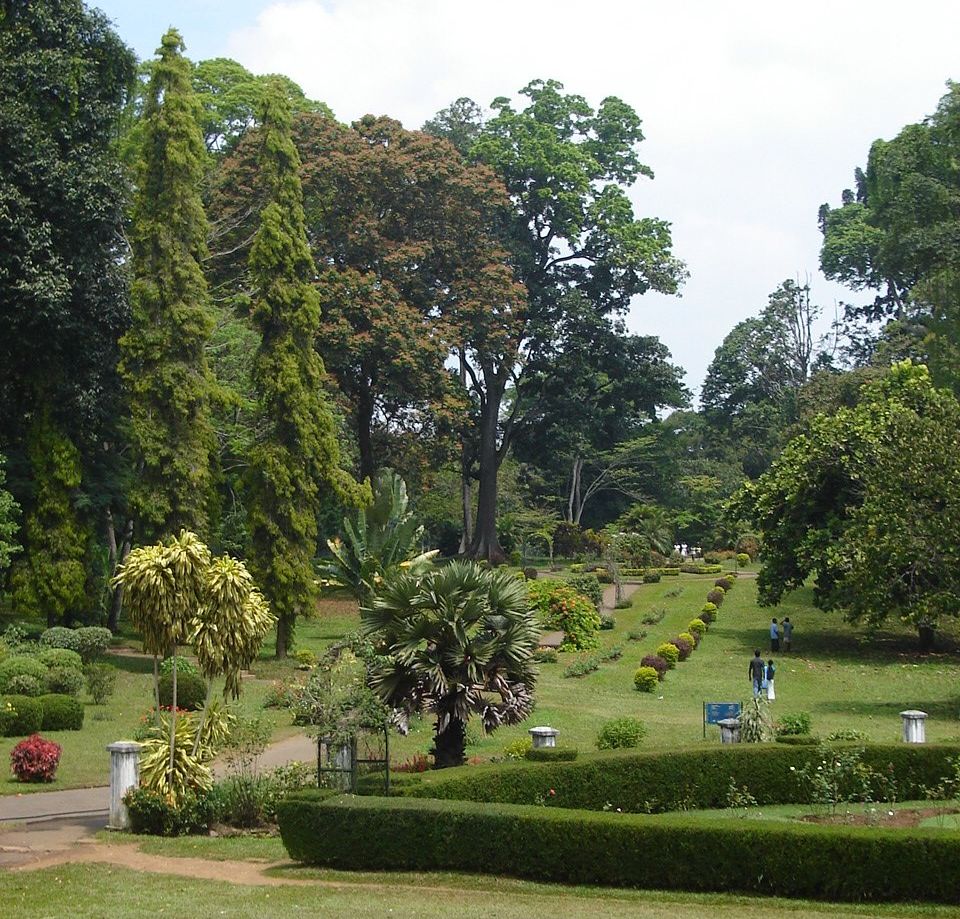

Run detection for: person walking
[[765, 659, 776, 701], [769, 618, 780, 652], [748, 649, 765, 697], [782, 617, 793, 652]]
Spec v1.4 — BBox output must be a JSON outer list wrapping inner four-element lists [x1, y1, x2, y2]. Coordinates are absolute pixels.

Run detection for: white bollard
[[900, 710, 927, 743], [528, 726, 559, 749], [107, 741, 141, 829], [718, 718, 741, 744]]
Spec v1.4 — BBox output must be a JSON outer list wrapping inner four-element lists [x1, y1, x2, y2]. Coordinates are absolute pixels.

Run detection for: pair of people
[[769, 617, 793, 652], [748, 649, 776, 700]]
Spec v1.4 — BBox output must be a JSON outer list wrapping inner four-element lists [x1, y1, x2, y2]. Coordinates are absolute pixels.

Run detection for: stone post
[[528, 726, 559, 749], [900, 710, 927, 743], [107, 741, 141, 830], [717, 718, 741, 744]]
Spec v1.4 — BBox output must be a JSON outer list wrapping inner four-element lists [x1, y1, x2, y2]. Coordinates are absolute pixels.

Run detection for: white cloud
[[226, 0, 960, 390]]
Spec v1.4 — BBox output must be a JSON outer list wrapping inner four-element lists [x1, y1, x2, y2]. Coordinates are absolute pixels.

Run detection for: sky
[[92, 0, 960, 398]]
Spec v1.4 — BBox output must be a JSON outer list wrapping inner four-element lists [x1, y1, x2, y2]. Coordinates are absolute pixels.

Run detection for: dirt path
[[601, 580, 640, 612]]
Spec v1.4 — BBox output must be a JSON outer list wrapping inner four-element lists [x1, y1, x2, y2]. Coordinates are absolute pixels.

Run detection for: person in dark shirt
[[769, 618, 780, 652], [748, 649, 765, 697], [782, 617, 793, 651]]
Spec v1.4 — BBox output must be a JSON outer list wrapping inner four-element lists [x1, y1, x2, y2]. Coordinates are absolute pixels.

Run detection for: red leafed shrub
[[669, 636, 693, 661], [394, 753, 432, 773], [11, 734, 62, 782], [640, 655, 668, 681]]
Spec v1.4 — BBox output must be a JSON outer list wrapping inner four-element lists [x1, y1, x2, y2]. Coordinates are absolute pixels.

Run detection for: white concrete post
[[107, 741, 141, 829], [529, 726, 559, 749], [900, 710, 927, 743], [718, 718, 741, 744]]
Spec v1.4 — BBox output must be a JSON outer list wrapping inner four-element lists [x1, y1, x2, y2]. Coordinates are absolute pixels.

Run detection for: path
[[601, 580, 640, 612]]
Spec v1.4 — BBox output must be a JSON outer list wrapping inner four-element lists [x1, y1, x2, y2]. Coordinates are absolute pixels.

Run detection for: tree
[[445, 79, 686, 562], [0, 454, 19, 580], [362, 561, 539, 767], [244, 84, 368, 658], [732, 362, 960, 647], [119, 29, 217, 540]]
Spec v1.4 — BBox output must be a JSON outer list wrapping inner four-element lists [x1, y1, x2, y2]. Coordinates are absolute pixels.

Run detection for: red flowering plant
[[11, 734, 62, 783]]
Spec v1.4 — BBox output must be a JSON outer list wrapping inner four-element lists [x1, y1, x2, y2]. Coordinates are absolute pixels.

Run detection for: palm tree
[[361, 561, 540, 768], [617, 504, 675, 556]]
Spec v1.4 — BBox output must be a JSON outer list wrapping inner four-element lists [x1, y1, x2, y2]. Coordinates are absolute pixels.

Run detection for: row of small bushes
[[277, 792, 960, 903], [399, 743, 960, 812], [1, 693, 84, 735]]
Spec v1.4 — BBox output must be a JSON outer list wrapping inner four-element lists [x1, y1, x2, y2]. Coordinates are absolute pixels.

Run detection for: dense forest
[[2, 0, 960, 649]]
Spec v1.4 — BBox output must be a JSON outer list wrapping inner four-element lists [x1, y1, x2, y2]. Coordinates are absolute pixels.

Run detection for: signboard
[[703, 701, 742, 737]]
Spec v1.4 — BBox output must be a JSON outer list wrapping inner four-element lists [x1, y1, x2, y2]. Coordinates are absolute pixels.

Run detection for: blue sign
[[703, 701, 742, 738]]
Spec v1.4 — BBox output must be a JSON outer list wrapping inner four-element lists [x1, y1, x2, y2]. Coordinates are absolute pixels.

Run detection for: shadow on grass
[[102, 653, 154, 675], [813, 697, 960, 722]]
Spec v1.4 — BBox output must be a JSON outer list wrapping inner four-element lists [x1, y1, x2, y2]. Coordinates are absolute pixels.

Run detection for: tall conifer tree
[[119, 29, 216, 539], [246, 84, 367, 657]]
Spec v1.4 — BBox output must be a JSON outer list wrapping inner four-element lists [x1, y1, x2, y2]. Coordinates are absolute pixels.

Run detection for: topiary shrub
[[39, 627, 81, 653], [523, 567, 538, 581], [633, 666, 659, 693], [655, 642, 680, 668], [716, 576, 735, 591], [525, 747, 578, 762], [38, 648, 83, 671], [706, 588, 725, 606], [39, 694, 84, 731], [0, 655, 48, 694], [84, 663, 118, 704], [687, 618, 707, 639], [0, 695, 44, 736], [45, 666, 84, 697], [596, 717, 646, 750], [157, 671, 207, 711], [158, 657, 201, 678], [669, 636, 692, 661], [640, 654, 667, 680], [10, 733, 62, 782], [74, 627, 113, 662], [678, 630, 697, 649], [642, 572, 661, 583], [7, 674, 43, 697], [700, 602, 717, 622], [124, 787, 217, 835], [736, 553, 750, 568]]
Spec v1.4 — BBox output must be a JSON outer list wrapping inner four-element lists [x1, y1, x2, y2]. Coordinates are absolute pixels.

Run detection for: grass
[[3, 862, 960, 918]]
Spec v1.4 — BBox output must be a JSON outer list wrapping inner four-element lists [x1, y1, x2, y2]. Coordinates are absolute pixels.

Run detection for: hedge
[[402, 743, 960, 813], [0, 694, 44, 736], [39, 693, 84, 731], [277, 793, 960, 903]]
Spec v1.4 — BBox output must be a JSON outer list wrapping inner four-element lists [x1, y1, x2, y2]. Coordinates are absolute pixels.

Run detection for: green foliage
[[39, 693, 84, 731], [45, 666, 84, 697], [0, 456, 20, 577], [38, 648, 83, 672], [158, 671, 207, 711], [84, 663, 117, 705], [362, 561, 539, 768], [73, 627, 112, 662], [120, 29, 216, 538], [0, 656, 48, 694], [159, 657, 200, 679], [562, 658, 600, 679], [6, 674, 43, 697], [687, 618, 706, 638], [565, 573, 603, 609], [700, 602, 718, 621], [776, 712, 813, 737], [794, 745, 883, 815], [39, 627, 81, 652], [775, 734, 819, 746], [736, 553, 750, 567], [245, 84, 368, 657], [596, 717, 646, 750], [598, 613, 616, 630], [826, 728, 870, 742], [532, 648, 558, 663], [526, 579, 602, 651], [633, 666, 659, 693], [124, 787, 217, 836], [655, 642, 679, 668], [525, 747, 578, 763], [641, 607, 666, 625], [0, 695, 44, 736], [501, 737, 533, 761], [642, 572, 661, 583], [739, 696, 773, 743]]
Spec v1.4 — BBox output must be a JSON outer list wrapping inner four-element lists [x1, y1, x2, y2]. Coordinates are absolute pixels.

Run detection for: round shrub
[[523, 567, 538, 581], [1, 695, 44, 736], [715, 576, 735, 591], [687, 618, 707, 639], [45, 666, 84, 697], [642, 572, 661, 583], [678, 630, 697, 649], [655, 642, 680, 668], [10, 733, 62, 782], [6, 674, 43, 697], [38, 648, 83, 671], [527, 580, 603, 651], [39, 627, 82, 653], [158, 671, 206, 711], [706, 588, 725, 606], [74, 627, 112, 662], [39, 694, 84, 731], [640, 654, 667, 680], [0, 655, 48, 694], [159, 657, 201, 679], [596, 716, 646, 750], [669, 636, 693, 661], [633, 666, 659, 693], [736, 553, 750, 568], [700, 602, 717, 622]]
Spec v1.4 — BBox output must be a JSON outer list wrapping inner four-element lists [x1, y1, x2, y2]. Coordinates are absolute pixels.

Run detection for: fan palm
[[361, 560, 540, 767]]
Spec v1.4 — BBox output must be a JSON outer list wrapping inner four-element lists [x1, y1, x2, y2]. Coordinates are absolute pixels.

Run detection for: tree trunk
[[432, 716, 467, 768], [918, 623, 935, 653], [458, 350, 474, 554], [467, 377, 506, 564], [276, 613, 293, 658], [356, 385, 375, 483], [107, 515, 133, 633], [569, 455, 584, 525]]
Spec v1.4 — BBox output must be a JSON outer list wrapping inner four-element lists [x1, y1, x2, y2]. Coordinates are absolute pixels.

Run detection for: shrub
[[678, 630, 697, 649], [566, 573, 602, 610], [563, 657, 600, 678], [776, 712, 813, 736], [527, 580, 602, 651], [124, 787, 217, 835], [84, 663, 117, 704], [159, 657, 200, 678], [599, 613, 616, 631], [669, 637, 692, 661], [277, 793, 960, 903], [687, 618, 707, 639], [739, 696, 773, 743], [594, 569, 613, 585], [633, 666, 659, 693], [38, 648, 83, 671], [0, 655, 48, 694], [640, 655, 667, 680], [599, 645, 624, 662], [39, 627, 81, 653], [715, 576, 735, 591], [523, 567, 538, 580], [502, 738, 533, 761], [642, 572, 661, 583], [6, 674, 43, 697], [0, 695, 44, 736], [10, 733, 61, 782], [826, 728, 870, 743], [735, 534, 759, 559], [614, 599, 632, 610], [627, 629, 647, 642], [525, 747, 578, 762], [532, 648, 558, 664], [706, 588, 725, 606], [659, 568, 680, 577], [74, 627, 112, 662], [700, 602, 717, 621], [736, 553, 750, 568], [294, 649, 317, 670], [775, 734, 819, 745], [45, 666, 84, 697], [39, 694, 84, 731], [655, 642, 680, 668], [640, 607, 666, 625], [596, 717, 646, 750], [157, 671, 207, 711]]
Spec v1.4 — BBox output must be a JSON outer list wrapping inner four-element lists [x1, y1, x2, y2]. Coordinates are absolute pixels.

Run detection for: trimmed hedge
[[525, 747, 578, 763], [0, 694, 44, 736], [0, 655, 47, 694], [158, 671, 207, 710], [403, 743, 960, 813], [39, 693, 84, 731], [277, 793, 960, 903]]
